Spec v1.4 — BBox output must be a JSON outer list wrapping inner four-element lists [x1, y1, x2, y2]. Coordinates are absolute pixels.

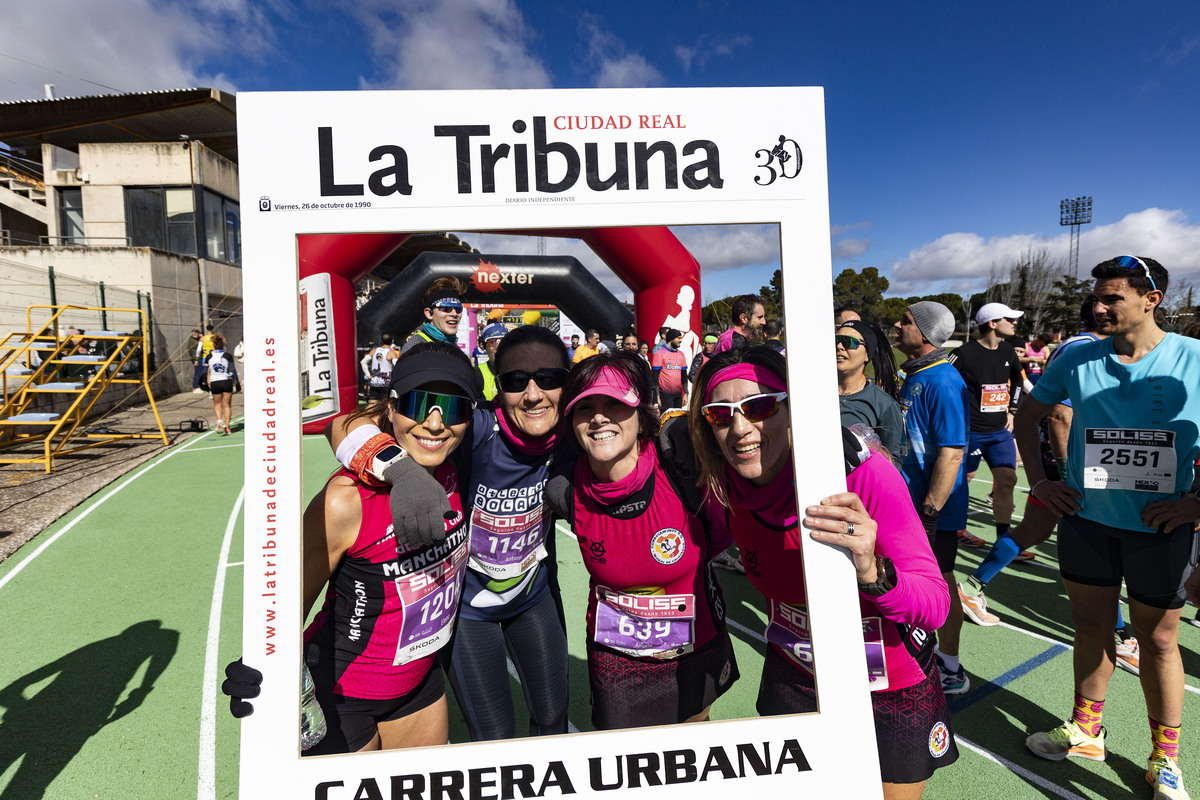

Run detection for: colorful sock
[[973, 533, 1022, 584], [938, 652, 960, 673], [1149, 718, 1181, 761], [996, 522, 1011, 538], [1072, 694, 1104, 737]]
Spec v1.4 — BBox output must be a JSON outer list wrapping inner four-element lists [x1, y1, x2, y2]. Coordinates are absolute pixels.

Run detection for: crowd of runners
[[223, 254, 1198, 800]]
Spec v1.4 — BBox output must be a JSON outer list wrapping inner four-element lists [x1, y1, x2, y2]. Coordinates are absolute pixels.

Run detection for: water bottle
[[300, 662, 327, 751]]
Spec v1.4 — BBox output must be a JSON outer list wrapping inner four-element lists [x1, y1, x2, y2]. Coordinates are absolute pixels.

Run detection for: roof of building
[[0, 88, 238, 163]]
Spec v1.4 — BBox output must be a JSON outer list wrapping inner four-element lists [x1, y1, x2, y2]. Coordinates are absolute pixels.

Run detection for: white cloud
[[832, 238, 870, 259], [670, 224, 781, 272], [352, 0, 552, 90], [0, 0, 255, 101], [674, 35, 751, 74], [888, 208, 1200, 295], [831, 221, 872, 236], [579, 15, 663, 88]]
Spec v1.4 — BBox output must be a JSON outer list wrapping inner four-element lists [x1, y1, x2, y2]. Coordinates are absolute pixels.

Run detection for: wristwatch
[[369, 444, 408, 483], [858, 555, 896, 597]]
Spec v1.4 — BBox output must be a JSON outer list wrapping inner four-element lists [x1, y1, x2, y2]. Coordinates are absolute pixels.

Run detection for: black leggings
[[444, 592, 569, 740]]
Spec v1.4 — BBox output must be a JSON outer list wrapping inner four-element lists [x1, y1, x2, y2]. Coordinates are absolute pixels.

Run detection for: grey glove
[[383, 457, 453, 550]]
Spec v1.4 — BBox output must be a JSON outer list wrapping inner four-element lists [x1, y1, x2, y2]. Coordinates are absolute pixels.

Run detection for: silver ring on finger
[[846, 521, 855, 536]]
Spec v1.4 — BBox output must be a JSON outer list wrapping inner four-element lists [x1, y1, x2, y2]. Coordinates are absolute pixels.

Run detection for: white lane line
[[0, 428, 218, 591], [955, 735, 1087, 800], [184, 444, 245, 452], [198, 487, 245, 800], [726, 615, 766, 644]]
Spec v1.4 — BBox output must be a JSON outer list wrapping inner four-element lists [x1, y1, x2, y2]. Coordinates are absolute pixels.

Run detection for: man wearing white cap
[[947, 302, 1028, 569]]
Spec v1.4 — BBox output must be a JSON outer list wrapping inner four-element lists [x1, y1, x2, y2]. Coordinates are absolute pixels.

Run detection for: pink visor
[[704, 363, 788, 404], [565, 366, 641, 414]]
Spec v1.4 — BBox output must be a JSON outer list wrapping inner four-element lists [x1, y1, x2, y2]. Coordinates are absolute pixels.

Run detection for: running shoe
[[957, 529, 988, 549], [1187, 614, 1200, 629], [1147, 755, 1190, 800], [1115, 638, 1140, 676], [192, 387, 204, 394], [957, 582, 1000, 626], [1013, 549, 1037, 563], [1025, 720, 1107, 762], [711, 550, 745, 574], [937, 657, 970, 695], [985, 492, 994, 506]]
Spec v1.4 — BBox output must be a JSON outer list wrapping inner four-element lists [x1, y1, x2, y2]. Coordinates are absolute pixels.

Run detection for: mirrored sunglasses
[[701, 392, 788, 428], [431, 300, 464, 312], [391, 389, 474, 426], [834, 334, 864, 350], [497, 368, 569, 394], [1114, 255, 1158, 291]]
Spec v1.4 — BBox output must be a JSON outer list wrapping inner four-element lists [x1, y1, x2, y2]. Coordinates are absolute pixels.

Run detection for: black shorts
[[303, 665, 445, 755], [209, 379, 233, 395], [1058, 514, 1198, 609], [756, 644, 818, 716], [588, 627, 739, 730], [930, 528, 959, 575], [871, 659, 960, 783]]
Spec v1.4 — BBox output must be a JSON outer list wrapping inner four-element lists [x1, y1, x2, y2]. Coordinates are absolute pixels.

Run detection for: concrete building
[[0, 89, 242, 393]]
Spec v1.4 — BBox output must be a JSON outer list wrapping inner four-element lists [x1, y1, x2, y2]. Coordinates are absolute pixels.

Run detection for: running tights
[[445, 593, 569, 740]]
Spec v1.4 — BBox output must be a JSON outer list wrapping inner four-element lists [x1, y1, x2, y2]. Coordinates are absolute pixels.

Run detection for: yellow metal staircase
[[0, 305, 169, 472]]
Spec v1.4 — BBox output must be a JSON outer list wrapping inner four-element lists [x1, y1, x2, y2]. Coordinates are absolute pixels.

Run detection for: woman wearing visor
[[302, 343, 476, 754], [689, 345, 955, 800], [548, 350, 739, 730], [329, 325, 572, 741]]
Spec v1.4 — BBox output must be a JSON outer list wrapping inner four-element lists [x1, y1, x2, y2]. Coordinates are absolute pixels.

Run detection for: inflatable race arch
[[297, 227, 701, 432]]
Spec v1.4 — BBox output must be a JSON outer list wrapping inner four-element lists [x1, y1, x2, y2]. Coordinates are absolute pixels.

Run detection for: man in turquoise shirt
[[1016, 255, 1199, 800]]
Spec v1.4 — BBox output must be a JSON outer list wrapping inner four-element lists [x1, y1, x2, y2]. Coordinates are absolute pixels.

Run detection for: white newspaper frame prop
[[238, 87, 881, 799]]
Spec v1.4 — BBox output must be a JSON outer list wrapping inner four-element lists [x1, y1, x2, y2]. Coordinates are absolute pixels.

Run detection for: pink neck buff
[[577, 440, 656, 504], [495, 406, 557, 456], [728, 456, 798, 527], [704, 363, 787, 404]]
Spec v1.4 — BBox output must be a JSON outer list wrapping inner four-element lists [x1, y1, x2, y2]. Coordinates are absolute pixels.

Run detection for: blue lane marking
[[949, 643, 1069, 714]]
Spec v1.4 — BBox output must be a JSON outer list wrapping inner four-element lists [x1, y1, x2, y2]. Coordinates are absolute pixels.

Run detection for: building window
[[202, 190, 240, 266], [125, 186, 196, 256], [59, 187, 84, 244]]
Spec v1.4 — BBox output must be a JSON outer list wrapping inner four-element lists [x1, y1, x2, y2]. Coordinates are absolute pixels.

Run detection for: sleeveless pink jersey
[[572, 446, 723, 659], [728, 450, 948, 691], [305, 465, 467, 700]]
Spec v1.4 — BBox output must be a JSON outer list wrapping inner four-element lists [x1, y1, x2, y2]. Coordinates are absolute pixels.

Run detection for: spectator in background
[[568, 334, 580, 360], [189, 328, 205, 393], [572, 330, 601, 363], [834, 307, 861, 326], [763, 319, 785, 354], [689, 334, 718, 385], [651, 328, 688, 411], [476, 323, 508, 401], [714, 295, 766, 354], [1021, 335, 1050, 385], [621, 334, 639, 352], [837, 320, 903, 461], [403, 277, 466, 353]]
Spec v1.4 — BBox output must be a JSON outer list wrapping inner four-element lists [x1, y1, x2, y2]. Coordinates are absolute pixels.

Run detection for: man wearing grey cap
[[894, 301, 972, 694]]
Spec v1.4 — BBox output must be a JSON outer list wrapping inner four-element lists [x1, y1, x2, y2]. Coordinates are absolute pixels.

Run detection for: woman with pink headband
[[548, 349, 739, 729], [689, 345, 956, 800]]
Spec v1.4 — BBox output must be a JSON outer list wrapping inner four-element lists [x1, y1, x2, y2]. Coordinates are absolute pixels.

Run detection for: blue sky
[[5, 0, 1199, 304]]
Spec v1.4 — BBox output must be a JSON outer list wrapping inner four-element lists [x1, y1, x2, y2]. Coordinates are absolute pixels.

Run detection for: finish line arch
[[297, 227, 701, 432]]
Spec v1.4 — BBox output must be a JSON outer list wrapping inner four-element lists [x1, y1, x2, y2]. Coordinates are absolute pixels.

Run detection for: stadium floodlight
[[1059, 196, 1092, 278]]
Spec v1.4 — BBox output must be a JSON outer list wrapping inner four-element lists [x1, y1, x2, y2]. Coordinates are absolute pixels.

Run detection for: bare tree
[[983, 248, 1065, 336]]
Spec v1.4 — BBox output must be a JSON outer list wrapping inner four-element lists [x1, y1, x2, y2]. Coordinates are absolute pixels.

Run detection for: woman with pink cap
[[548, 350, 739, 729], [689, 344, 956, 800]]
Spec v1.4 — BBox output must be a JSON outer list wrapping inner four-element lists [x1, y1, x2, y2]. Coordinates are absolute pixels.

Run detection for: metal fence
[[0, 257, 149, 338]]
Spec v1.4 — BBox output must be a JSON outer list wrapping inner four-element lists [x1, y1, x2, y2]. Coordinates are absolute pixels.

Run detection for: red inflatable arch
[[297, 227, 700, 433]]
